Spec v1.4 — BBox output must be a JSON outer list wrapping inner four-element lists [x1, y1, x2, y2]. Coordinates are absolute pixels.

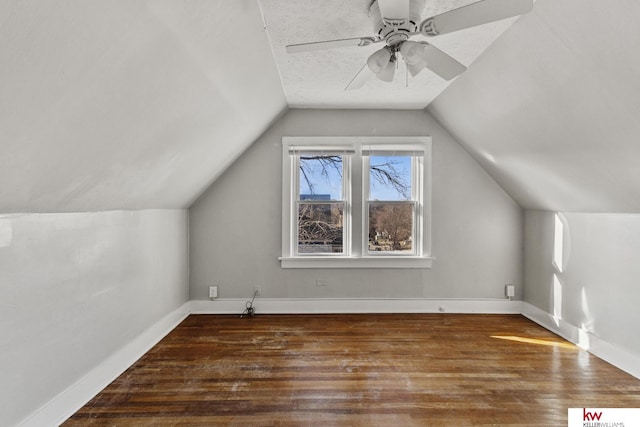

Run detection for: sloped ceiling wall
[[6, 0, 638, 215], [0, 0, 286, 213], [428, 0, 640, 213]]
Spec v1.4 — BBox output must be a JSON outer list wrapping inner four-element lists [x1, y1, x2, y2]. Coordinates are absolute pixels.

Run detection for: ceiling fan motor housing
[[370, 0, 425, 46]]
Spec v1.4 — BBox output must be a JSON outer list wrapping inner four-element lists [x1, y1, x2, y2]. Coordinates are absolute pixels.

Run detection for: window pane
[[298, 203, 344, 254], [299, 155, 343, 200], [369, 155, 411, 201], [368, 203, 414, 253]]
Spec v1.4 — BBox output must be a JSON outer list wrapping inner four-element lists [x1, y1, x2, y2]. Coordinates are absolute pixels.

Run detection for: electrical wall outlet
[[253, 285, 261, 296], [505, 284, 515, 298], [209, 286, 218, 299], [315, 279, 329, 287]]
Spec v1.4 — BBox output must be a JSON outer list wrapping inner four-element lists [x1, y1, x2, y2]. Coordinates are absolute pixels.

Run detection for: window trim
[[281, 136, 433, 269]]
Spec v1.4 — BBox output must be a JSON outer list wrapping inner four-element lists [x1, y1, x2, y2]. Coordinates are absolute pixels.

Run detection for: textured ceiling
[[260, 0, 520, 108], [0, 0, 286, 213]]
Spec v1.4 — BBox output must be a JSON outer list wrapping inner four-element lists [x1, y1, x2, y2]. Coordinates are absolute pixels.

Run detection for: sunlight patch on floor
[[491, 335, 576, 349]]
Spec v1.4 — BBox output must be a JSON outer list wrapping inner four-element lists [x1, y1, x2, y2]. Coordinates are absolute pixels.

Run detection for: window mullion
[[348, 151, 361, 257], [360, 154, 370, 257]]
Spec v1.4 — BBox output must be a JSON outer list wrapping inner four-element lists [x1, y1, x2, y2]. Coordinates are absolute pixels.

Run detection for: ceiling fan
[[286, 0, 533, 89]]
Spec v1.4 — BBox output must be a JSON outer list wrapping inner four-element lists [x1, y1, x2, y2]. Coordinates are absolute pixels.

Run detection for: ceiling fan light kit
[[367, 46, 393, 74], [400, 41, 425, 65], [377, 57, 397, 82], [285, 0, 533, 89]]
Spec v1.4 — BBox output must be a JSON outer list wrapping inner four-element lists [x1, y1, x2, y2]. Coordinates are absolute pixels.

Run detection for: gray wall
[[524, 210, 640, 357], [190, 109, 523, 300], [523, 210, 556, 309], [0, 209, 189, 427]]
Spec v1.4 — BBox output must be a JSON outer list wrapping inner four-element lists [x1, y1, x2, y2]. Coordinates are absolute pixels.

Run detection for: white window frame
[[363, 148, 423, 257], [280, 136, 433, 269], [292, 146, 351, 257]]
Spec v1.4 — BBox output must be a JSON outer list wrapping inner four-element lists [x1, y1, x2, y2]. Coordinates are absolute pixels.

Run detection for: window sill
[[278, 256, 434, 269]]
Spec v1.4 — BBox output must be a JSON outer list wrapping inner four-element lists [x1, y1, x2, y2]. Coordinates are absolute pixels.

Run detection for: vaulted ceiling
[[1, 0, 638, 214], [428, 0, 640, 212], [0, 0, 285, 212]]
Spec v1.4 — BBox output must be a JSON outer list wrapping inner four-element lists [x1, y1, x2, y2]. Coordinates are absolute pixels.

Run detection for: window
[[280, 137, 432, 268], [364, 148, 422, 256], [297, 152, 347, 254]]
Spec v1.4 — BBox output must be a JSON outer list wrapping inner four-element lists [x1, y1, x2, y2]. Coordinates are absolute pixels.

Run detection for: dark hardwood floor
[[64, 314, 640, 426]]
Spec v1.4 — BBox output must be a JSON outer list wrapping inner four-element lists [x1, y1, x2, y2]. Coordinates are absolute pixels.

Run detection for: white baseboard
[[520, 302, 582, 344], [18, 302, 190, 427], [190, 297, 523, 314], [522, 302, 640, 380], [20, 299, 639, 427]]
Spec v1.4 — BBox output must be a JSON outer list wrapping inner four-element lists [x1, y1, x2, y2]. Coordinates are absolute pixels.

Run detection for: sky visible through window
[[299, 156, 343, 200], [299, 155, 411, 201], [369, 155, 411, 201]]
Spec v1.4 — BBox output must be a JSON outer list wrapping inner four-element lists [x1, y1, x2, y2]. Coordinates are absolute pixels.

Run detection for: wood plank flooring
[[64, 314, 640, 426]]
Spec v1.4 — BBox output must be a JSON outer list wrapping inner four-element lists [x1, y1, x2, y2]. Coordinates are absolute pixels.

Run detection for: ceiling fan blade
[[421, 43, 467, 80], [286, 37, 376, 54], [419, 0, 533, 36], [345, 64, 374, 91], [377, 0, 410, 20]]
